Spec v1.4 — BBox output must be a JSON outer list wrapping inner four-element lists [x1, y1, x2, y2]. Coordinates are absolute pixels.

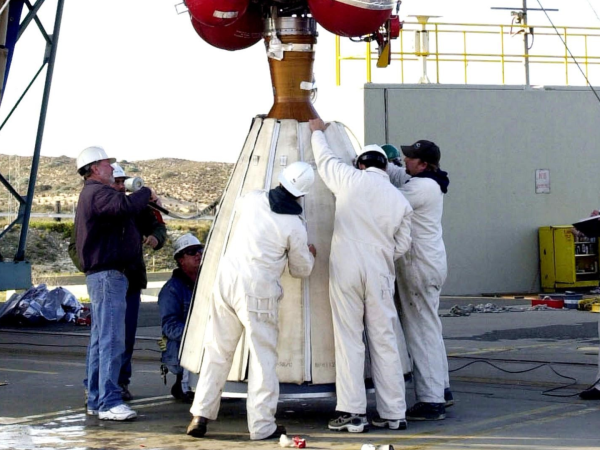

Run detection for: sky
[[0, 0, 599, 163]]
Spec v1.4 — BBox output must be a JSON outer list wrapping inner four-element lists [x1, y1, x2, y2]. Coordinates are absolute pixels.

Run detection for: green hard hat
[[382, 144, 400, 160]]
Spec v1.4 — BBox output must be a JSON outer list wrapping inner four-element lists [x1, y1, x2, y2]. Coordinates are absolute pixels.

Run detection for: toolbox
[[532, 296, 564, 308], [534, 292, 583, 309]]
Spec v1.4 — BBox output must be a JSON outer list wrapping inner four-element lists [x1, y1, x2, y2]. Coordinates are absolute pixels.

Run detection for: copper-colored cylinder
[[265, 19, 319, 121]]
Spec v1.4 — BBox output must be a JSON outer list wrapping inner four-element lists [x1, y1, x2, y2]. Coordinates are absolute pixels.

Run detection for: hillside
[[0, 154, 232, 281], [0, 155, 233, 214]]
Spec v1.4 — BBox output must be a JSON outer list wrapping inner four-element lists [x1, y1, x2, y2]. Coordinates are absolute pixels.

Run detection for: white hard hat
[[354, 144, 388, 169], [278, 161, 315, 197], [356, 144, 387, 161], [76, 146, 116, 171], [173, 233, 203, 257], [111, 163, 128, 179]]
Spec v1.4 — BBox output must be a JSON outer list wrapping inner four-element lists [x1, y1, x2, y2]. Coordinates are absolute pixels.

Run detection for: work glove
[[157, 335, 168, 352]]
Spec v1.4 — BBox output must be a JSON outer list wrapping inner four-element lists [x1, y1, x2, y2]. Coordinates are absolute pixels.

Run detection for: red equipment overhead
[[308, 0, 396, 37], [186, 0, 250, 27], [191, 4, 263, 51]]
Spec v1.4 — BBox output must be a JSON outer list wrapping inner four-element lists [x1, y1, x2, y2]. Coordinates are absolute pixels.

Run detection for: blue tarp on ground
[[0, 284, 82, 325]]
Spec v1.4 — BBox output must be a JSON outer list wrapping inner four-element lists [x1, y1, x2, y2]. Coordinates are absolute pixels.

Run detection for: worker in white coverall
[[386, 140, 451, 421], [186, 161, 317, 441], [309, 119, 413, 433]]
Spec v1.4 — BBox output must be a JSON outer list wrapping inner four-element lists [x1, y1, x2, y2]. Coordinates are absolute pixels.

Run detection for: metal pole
[[523, 0, 530, 87], [16, 0, 64, 260], [420, 25, 429, 83], [366, 40, 372, 83], [421, 29, 428, 83], [335, 35, 340, 86]]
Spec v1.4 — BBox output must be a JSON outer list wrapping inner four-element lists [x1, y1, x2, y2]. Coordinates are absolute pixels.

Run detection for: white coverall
[[312, 131, 413, 419], [387, 164, 449, 404], [190, 190, 314, 440]]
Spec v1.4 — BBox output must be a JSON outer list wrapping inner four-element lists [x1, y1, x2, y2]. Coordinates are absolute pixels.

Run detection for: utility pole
[[491, 2, 558, 88], [522, 0, 530, 87]]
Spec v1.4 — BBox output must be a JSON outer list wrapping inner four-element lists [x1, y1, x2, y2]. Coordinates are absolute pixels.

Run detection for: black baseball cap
[[401, 140, 440, 166]]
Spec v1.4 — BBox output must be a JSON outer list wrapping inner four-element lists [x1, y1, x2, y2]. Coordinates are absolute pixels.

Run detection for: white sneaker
[[86, 409, 98, 416], [98, 404, 137, 421]]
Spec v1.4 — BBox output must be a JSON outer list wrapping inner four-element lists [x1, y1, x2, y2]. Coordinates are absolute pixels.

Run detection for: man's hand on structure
[[309, 118, 328, 133]]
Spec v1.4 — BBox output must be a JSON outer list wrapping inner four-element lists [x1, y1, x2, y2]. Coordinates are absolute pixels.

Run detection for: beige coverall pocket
[[246, 296, 279, 324], [243, 279, 282, 325]]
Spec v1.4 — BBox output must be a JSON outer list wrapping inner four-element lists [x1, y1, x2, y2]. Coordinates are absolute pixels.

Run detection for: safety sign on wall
[[535, 169, 550, 194]]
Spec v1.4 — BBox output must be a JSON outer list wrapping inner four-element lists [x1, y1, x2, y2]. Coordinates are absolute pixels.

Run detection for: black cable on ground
[[449, 354, 598, 368], [448, 358, 597, 398]]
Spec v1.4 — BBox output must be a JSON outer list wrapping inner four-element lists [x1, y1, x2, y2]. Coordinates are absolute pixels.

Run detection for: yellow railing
[[335, 21, 600, 86]]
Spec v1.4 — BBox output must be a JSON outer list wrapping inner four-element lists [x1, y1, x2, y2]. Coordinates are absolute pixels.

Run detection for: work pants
[[329, 243, 406, 420], [190, 274, 281, 440], [119, 288, 141, 387], [85, 270, 128, 412], [397, 257, 447, 404], [442, 338, 450, 390], [167, 364, 191, 392]]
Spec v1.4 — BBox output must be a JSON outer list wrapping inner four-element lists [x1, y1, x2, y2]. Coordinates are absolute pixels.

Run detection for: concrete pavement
[[1, 296, 600, 449]]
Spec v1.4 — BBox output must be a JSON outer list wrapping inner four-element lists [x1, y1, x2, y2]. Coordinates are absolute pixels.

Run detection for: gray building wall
[[365, 84, 600, 295]]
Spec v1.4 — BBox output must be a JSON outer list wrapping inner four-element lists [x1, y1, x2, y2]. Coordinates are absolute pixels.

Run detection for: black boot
[[171, 373, 184, 400], [406, 402, 446, 421], [444, 388, 454, 407], [579, 387, 600, 400], [187, 416, 208, 437], [261, 425, 287, 440], [181, 390, 195, 404]]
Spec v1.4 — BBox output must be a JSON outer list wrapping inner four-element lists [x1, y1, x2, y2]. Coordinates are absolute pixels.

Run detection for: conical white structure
[[180, 118, 346, 391], [180, 117, 411, 396]]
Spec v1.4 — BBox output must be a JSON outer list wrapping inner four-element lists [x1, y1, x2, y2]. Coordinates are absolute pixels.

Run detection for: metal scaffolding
[[0, 0, 65, 290]]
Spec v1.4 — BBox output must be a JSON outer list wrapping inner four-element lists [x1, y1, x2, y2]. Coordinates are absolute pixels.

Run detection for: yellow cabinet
[[539, 226, 600, 292]]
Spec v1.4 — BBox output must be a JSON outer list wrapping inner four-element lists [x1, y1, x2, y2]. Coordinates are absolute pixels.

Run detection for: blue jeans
[[86, 270, 128, 412], [119, 289, 141, 387]]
